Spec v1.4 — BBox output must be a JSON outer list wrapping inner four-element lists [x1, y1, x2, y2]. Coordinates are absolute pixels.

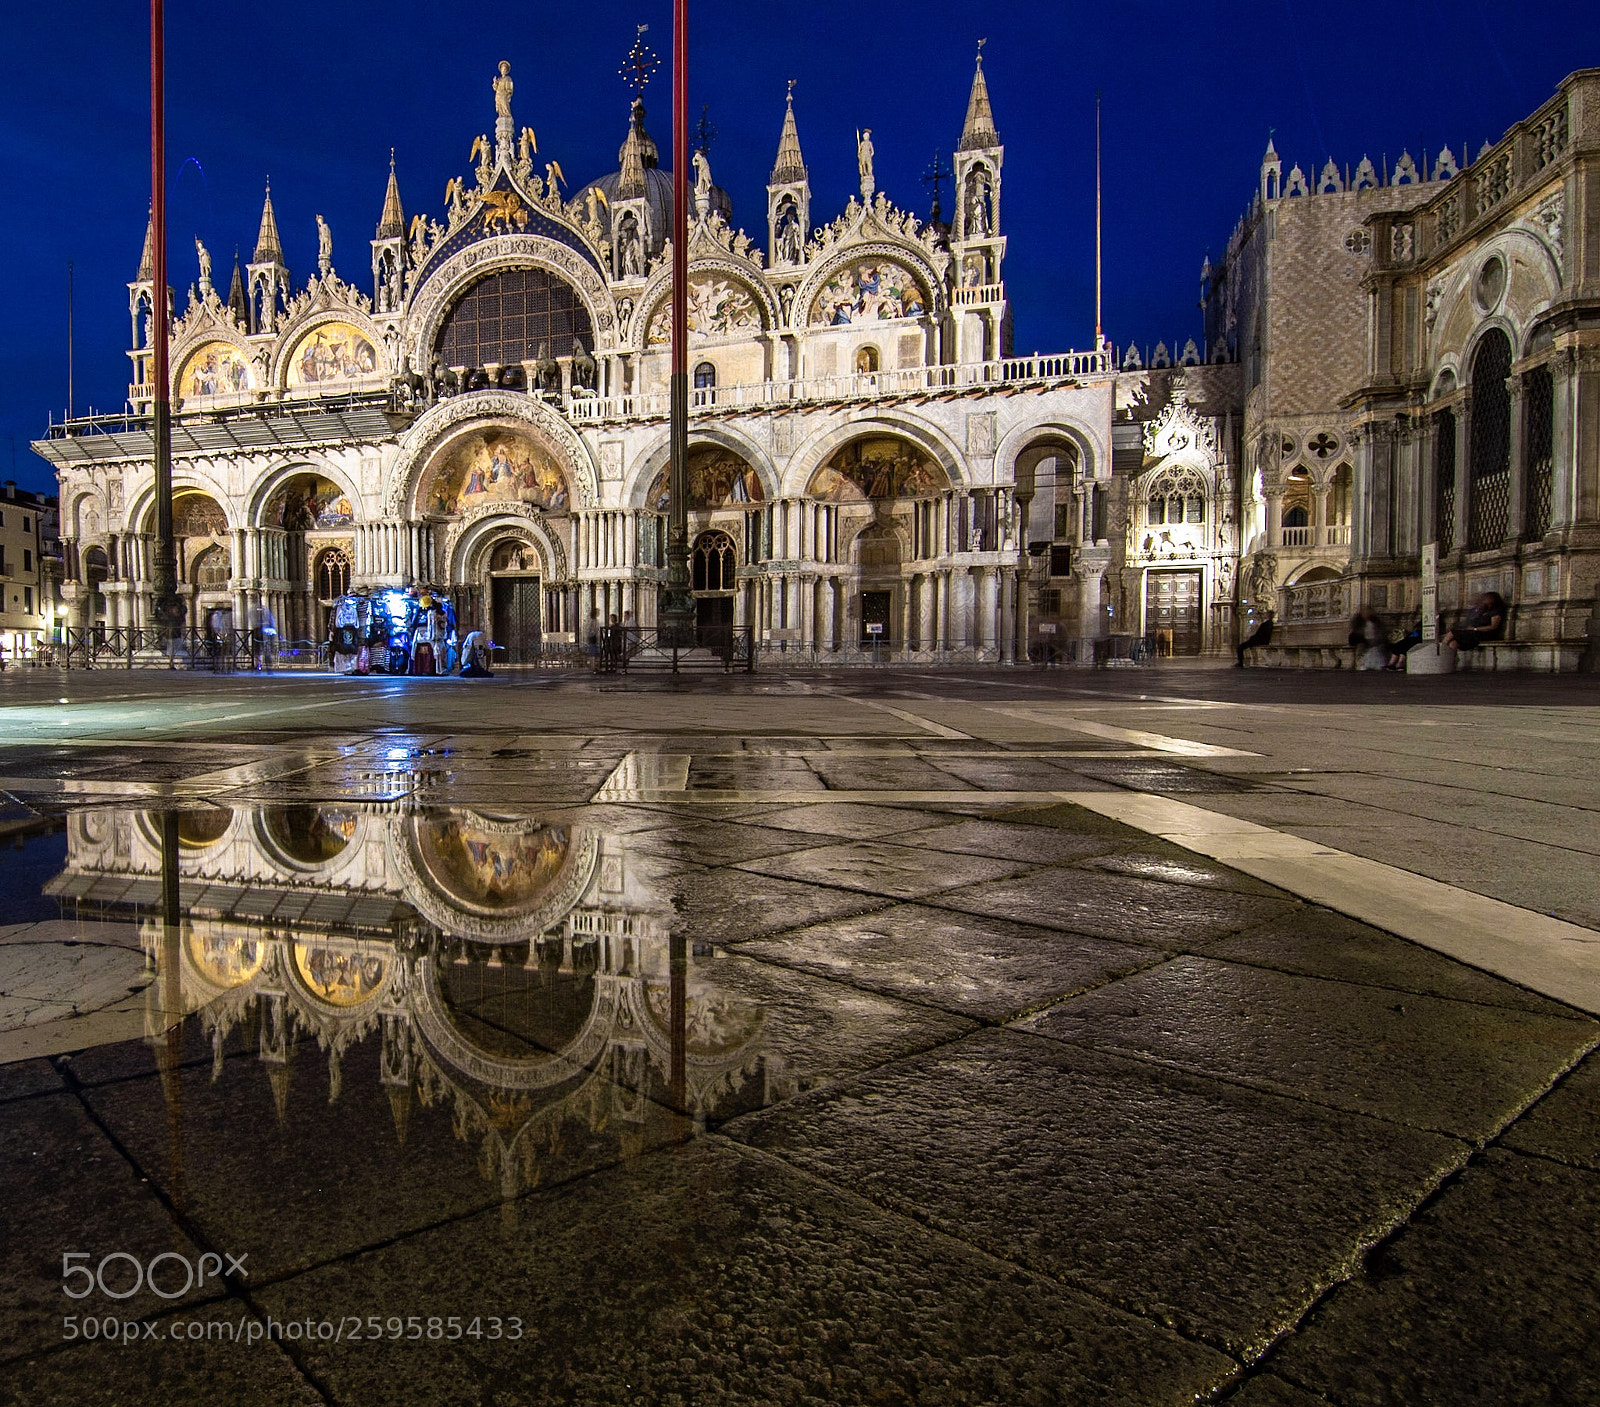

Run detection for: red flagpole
[[150, 0, 177, 635], [662, 0, 694, 642]]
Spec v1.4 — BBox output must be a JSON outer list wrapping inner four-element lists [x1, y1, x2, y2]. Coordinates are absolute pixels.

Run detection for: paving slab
[[0, 1093, 205, 1359], [1203, 907, 1585, 1015], [735, 839, 1029, 901], [1017, 955, 1597, 1140], [2, 1299, 321, 1406], [931, 865, 1297, 945], [749, 801, 954, 839], [890, 817, 1120, 864], [254, 1137, 1237, 1407], [668, 868, 889, 945], [737, 902, 1160, 1021], [728, 1028, 1466, 1357], [1499, 1048, 1600, 1171], [1271, 1149, 1600, 1406]]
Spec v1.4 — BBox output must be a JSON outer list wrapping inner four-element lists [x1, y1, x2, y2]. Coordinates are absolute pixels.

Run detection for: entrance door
[[695, 596, 733, 648], [861, 590, 892, 646], [1145, 571, 1202, 655], [491, 578, 542, 663]]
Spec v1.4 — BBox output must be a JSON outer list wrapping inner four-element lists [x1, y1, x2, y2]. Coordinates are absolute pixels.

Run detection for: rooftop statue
[[493, 60, 514, 121], [857, 128, 875, 200]]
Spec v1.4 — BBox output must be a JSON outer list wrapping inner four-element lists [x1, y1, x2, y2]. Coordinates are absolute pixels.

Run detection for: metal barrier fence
[[60, 627, 327, 672], [595, 626, 757, 674]]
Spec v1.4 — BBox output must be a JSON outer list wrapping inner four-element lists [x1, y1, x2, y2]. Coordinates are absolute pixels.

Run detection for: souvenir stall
[[327, 588, 459, 676]]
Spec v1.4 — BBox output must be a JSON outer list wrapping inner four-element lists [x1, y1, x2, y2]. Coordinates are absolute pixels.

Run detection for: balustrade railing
[[565, 350, 1111, 422], [1280, 526, 1313, 547], [1282, 579, 1350, 623]]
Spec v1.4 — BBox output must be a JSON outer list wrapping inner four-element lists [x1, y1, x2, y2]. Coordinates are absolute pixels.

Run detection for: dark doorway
[[492, 577, 542, 663], [1145, 570, 1202, 655], [861, 589, 892, 646], [696, 595, 734, 648]]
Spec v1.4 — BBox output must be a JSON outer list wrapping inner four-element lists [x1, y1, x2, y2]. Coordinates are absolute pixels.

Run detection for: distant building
[[32, 54, 1598, 668], [0, 480, 59, 663], [1204, 67, 1599, 669]]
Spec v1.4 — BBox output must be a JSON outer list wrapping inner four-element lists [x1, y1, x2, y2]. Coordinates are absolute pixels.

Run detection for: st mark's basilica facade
[[33, 54, 1600, 667]]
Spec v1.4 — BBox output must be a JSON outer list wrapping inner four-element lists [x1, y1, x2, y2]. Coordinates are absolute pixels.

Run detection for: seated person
[[1235, 611, 1274, 667], [1444, 592, 1508, 651], [459, 630, 494, 678], [1350, 608, 1390, 670]]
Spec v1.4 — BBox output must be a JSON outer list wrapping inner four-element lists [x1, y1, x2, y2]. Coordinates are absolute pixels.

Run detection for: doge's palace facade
[[35, 53, 1246, 663]]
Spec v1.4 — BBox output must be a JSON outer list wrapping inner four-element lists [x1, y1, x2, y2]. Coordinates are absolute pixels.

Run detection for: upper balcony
[[39, 348, 1115, 465]]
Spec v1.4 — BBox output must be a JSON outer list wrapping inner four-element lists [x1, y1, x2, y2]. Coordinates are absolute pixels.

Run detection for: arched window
[[1144, 465, 1208, 528], [691, 530, 735, 592], [1523, 364, 1554, 540], [315, 548, 351, 602], [856, 345, 880, 374], [436, 267, 594, 370], [1434, 409, 1457, 553], [194, 545, 232, 588], [693, 362, 717, 390], [1468, 329, 1512, 550], [1282, 504, 1309, 528]]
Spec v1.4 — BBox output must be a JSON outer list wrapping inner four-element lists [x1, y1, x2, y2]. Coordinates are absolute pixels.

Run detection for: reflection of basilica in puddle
[[46, 803, 789, 1197]]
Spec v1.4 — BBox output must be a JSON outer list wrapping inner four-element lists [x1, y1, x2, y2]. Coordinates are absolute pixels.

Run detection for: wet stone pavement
[[1, 699, 1598, 1405]]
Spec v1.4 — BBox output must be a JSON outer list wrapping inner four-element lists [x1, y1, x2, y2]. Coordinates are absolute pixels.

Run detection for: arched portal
[[156, 491, 231, 631], [853, 522, 903, 646], [263, 472, 356, 640]]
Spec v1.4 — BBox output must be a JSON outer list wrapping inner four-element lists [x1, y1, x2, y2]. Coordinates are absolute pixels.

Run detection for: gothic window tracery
[[316, 548, 352, 603], [691, 530, 735, 592], [1143, 465, 1207, 527]]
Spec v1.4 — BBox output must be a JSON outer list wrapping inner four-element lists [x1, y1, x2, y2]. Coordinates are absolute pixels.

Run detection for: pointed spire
[[771, 83, 807, 184], [227, 250, 247, 324], [137, 206, 155, 280], [253, 180, 283, 264], [377, 150, 405, 240], [957, 45, 999, 152], [618, 100, 649, 198]]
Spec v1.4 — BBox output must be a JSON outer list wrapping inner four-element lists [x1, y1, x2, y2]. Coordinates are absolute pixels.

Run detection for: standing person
[[585, 610, 601, 671], [603, 613, 621, 669], [257, 602, 278, 673], [1236, 611, 1275, 668], [621, 609, 638, 655]]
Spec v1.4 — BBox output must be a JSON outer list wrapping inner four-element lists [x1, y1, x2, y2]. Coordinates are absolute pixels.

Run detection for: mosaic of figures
[[424, 429, 571, 517], [646, 447, 766, 512], [415, 813, 571, 913], [295, 942, 387, 1006], [172, 492, 229, 539], [646, 276, 763, 345], [808, 436, 946, 502], [286, 322, 380, 387], [264, 805, 360, 863], [809, 260, 927, 326], [179, 342, 252, 397], [267, 474, 356, 531]]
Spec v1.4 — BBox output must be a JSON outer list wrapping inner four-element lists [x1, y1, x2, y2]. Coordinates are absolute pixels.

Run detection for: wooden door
[[1145, 571, 1202, 655]]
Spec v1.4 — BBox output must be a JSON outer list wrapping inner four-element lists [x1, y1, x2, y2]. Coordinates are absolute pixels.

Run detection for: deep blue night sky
[[3, 2, 1595, 491]]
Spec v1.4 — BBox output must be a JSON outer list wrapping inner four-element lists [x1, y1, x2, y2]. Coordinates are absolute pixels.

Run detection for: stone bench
[[1252, 644, 1357, 670], [1451, 640, 1584, 673]]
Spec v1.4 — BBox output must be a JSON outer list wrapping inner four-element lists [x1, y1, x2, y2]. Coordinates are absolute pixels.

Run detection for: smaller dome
[[573, 100, 676, 262]]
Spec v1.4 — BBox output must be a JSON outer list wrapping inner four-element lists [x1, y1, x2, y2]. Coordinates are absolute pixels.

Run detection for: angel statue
[[856, 128, 875, 200], [518, 126, 537, 165]]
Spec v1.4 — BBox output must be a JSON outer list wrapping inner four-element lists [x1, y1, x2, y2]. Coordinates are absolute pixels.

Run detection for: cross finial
[[787, 78, 796, 101], [620, 24, 659, 100], [976, 37, 987, 60], [694, 104, 717, 157]]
